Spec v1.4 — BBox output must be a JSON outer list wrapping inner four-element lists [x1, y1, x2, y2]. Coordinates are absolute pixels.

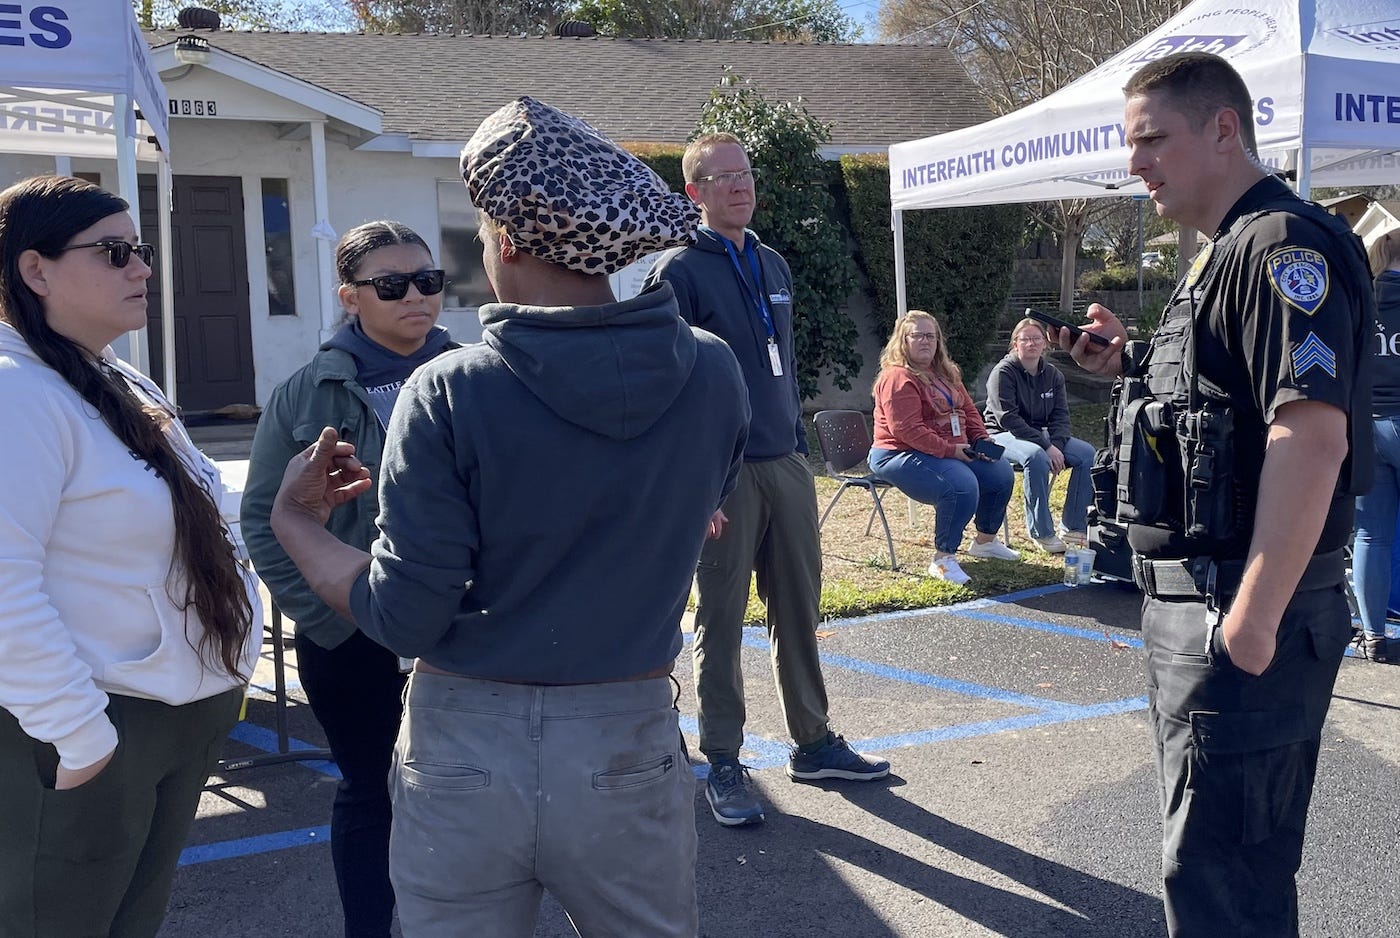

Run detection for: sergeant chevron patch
[[1291, 332, 1337, 378]]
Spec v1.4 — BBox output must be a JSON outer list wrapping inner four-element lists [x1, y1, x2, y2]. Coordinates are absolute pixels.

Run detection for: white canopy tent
[[0, 0, 177, 400], [888, 0, 1400, 312]]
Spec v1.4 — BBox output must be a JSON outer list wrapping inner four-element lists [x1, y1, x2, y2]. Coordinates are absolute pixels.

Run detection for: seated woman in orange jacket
[[868, 310, 1019, 585]]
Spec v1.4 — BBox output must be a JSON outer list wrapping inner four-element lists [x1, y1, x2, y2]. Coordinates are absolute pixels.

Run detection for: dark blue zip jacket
[[646, 228, 806, 460]]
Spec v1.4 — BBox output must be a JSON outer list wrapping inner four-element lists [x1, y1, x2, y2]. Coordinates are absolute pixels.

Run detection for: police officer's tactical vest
[[1091, 189, 1372, 554]]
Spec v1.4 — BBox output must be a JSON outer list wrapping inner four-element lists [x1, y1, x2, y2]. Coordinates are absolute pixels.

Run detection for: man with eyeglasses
[[646, 132, 890, 830]]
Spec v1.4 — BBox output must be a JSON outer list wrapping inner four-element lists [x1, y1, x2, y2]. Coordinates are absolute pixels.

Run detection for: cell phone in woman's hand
[[969, 438, 1005, 461]]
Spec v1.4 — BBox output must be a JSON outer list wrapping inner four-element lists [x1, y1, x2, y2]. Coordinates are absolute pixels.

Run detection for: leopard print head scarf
[[460, 96, 698, 275]]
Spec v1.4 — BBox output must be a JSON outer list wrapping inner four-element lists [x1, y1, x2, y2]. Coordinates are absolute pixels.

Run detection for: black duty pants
[[1143, 585, 1351, 938], [295, 628, 407, 938]]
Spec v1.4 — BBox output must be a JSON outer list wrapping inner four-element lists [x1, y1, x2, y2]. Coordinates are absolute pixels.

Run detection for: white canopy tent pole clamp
[[310, 120, 338, 342], [892, 209, 907, 317], [113, 92, 148, 374], [157, 156, 177, 407]]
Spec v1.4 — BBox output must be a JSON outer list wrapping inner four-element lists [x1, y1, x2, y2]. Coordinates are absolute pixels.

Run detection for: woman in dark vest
[[240, 220, 455, 937]]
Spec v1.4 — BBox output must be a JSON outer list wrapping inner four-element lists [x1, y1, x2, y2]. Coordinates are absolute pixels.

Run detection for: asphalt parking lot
[[163, 581, 1400, 937]]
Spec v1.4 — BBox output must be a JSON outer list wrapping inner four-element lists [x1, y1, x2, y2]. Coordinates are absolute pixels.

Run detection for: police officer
[[1056, 53, 1374, 937]]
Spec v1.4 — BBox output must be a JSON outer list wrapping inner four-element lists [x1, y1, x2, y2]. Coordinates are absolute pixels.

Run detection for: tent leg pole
[[114, 93, 149, 374], [158, 158, 178, 407], [892, 209, 907, 316]]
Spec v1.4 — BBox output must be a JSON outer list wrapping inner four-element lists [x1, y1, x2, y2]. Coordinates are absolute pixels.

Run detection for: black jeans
[[296, 628, 407, 938], [1143, 585, 1351, 938]]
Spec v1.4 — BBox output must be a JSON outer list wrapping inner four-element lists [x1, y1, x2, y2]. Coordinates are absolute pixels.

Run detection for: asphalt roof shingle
[[147, 31, 990, 147]]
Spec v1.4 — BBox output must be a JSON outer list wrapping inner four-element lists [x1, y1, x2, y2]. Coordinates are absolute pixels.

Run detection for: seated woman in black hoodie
[[983, 317, 1095, 554]]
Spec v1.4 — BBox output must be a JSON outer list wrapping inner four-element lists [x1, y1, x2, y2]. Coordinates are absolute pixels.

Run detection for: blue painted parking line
[[225, 722, 341, 779], [953, 609, 1145, 648], [851, 696, 1149, 753], [804, 645, 1069, 711], [179, 826, 330, 867]]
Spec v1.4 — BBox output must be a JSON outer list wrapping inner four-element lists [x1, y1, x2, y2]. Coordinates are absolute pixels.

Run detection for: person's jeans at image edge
[[992, 433, 1097, 538], [868, 447, 1014, 553], [1352, 415, 1400, 640]]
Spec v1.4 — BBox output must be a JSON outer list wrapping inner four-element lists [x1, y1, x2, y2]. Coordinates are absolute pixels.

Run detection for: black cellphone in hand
[[1025, 307, 1112, 347], [969, 438, 1005, 461]]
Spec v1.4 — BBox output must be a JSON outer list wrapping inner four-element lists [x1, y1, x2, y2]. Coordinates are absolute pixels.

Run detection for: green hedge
[[626, 143, 685, 192], [1078, 264, 1175, 291], [840, 154, 1023, 381]]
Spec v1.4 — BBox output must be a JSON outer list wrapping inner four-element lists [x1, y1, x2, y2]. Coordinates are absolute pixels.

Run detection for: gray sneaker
[[705, 761, 765, 827]]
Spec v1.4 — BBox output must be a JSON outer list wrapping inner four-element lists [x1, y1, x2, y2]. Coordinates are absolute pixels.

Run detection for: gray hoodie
[[349, 282, 749, 683]]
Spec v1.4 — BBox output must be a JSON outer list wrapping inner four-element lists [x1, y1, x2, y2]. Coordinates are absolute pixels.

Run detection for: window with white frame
[[437, 179, 496, 309]]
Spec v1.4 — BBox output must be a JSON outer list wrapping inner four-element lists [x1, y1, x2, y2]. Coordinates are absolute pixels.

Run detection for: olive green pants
[[0, 688, 242, 938], [693, 454, 831, 761]]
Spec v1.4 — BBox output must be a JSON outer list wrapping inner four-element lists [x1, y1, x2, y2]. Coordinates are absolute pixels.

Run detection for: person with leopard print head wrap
[[267, 95, 749, 937]]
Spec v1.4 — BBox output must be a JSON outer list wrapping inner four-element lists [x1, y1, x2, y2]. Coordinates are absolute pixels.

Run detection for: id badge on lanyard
[[934, 380, 959, 435], [715, 230, 782, 377]]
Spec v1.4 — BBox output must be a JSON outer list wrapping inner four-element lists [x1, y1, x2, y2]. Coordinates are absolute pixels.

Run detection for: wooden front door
[[140, 175, 256, 412]]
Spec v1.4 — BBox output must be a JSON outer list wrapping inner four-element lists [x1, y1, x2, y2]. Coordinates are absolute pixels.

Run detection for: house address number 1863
[[169, 99, 217, 116]]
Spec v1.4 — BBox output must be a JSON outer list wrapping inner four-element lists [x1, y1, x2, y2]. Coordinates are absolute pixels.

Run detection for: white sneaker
[[928, 556, 971, 585], [1033, 535, 1067, 554], [968, 538, 1021, 561], [1059, 529, 1088, 548]]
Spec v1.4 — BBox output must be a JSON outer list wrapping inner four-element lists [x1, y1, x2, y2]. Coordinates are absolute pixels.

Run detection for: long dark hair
[[0, 175, 252, 678]]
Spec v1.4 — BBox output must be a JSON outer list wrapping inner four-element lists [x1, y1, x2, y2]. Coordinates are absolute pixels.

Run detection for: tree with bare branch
[[878, 0, 1189, 311]]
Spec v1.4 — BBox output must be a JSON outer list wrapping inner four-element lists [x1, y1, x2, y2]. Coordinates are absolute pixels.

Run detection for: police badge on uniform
[[1265, 247, 1329, 315], [1185, 241, 1213, 288]]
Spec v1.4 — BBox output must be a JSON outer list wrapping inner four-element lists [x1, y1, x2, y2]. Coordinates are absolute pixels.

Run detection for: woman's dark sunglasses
[[349, 269, 446, 301], [58, 239, 156, 269]]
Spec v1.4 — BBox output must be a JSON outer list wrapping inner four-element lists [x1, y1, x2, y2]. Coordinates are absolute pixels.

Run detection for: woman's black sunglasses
[[58, 239, 156, 269], [349, 269, 446, 301]]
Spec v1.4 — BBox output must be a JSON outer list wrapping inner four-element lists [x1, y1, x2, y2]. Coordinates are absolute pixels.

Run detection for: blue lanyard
[[708, 227, 776, 340], [931, 377, 956, 411]]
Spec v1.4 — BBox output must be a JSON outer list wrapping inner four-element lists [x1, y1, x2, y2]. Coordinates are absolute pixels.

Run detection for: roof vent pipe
[[554, 20, 596, 37], [176, 7, 221, 30]]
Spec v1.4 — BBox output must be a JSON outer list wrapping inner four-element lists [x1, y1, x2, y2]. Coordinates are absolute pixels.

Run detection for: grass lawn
[[720, 401, 1111, 625]]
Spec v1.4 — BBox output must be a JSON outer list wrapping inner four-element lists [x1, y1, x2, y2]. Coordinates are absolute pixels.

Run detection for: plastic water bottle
[[1064, 547, 1081, 587]]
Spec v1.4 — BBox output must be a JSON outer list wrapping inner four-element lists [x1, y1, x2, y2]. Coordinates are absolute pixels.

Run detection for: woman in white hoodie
[[0, 175, 260, 938]]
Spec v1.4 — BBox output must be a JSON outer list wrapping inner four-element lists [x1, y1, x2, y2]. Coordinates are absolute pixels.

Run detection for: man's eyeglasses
[[348, 269, 446, 301], [695, 168, 762, 187], [58, 239, 155, 269], [906, 332, 938, 343]]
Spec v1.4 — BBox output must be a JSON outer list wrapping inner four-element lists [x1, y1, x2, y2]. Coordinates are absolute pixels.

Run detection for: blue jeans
[[1353, 416, 1400, 639], [991, 433, 1097, 539], [868, 447, 1014, 554]]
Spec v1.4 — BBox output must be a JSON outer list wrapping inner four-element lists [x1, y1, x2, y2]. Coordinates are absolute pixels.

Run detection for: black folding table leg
[[216, 603, 334, 773]]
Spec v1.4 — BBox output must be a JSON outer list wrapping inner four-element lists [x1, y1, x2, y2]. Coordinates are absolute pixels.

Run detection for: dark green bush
[[626, 143, 685, 192], [840, 154, 1022, 379], [1078, 264, 1175, 291]]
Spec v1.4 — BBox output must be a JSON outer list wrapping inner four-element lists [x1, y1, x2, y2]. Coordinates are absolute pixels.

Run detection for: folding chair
[[813, 410, 903, 570]]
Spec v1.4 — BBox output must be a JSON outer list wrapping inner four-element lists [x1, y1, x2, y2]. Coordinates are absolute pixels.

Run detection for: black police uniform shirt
[[1130, 175, 1374, 560]]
